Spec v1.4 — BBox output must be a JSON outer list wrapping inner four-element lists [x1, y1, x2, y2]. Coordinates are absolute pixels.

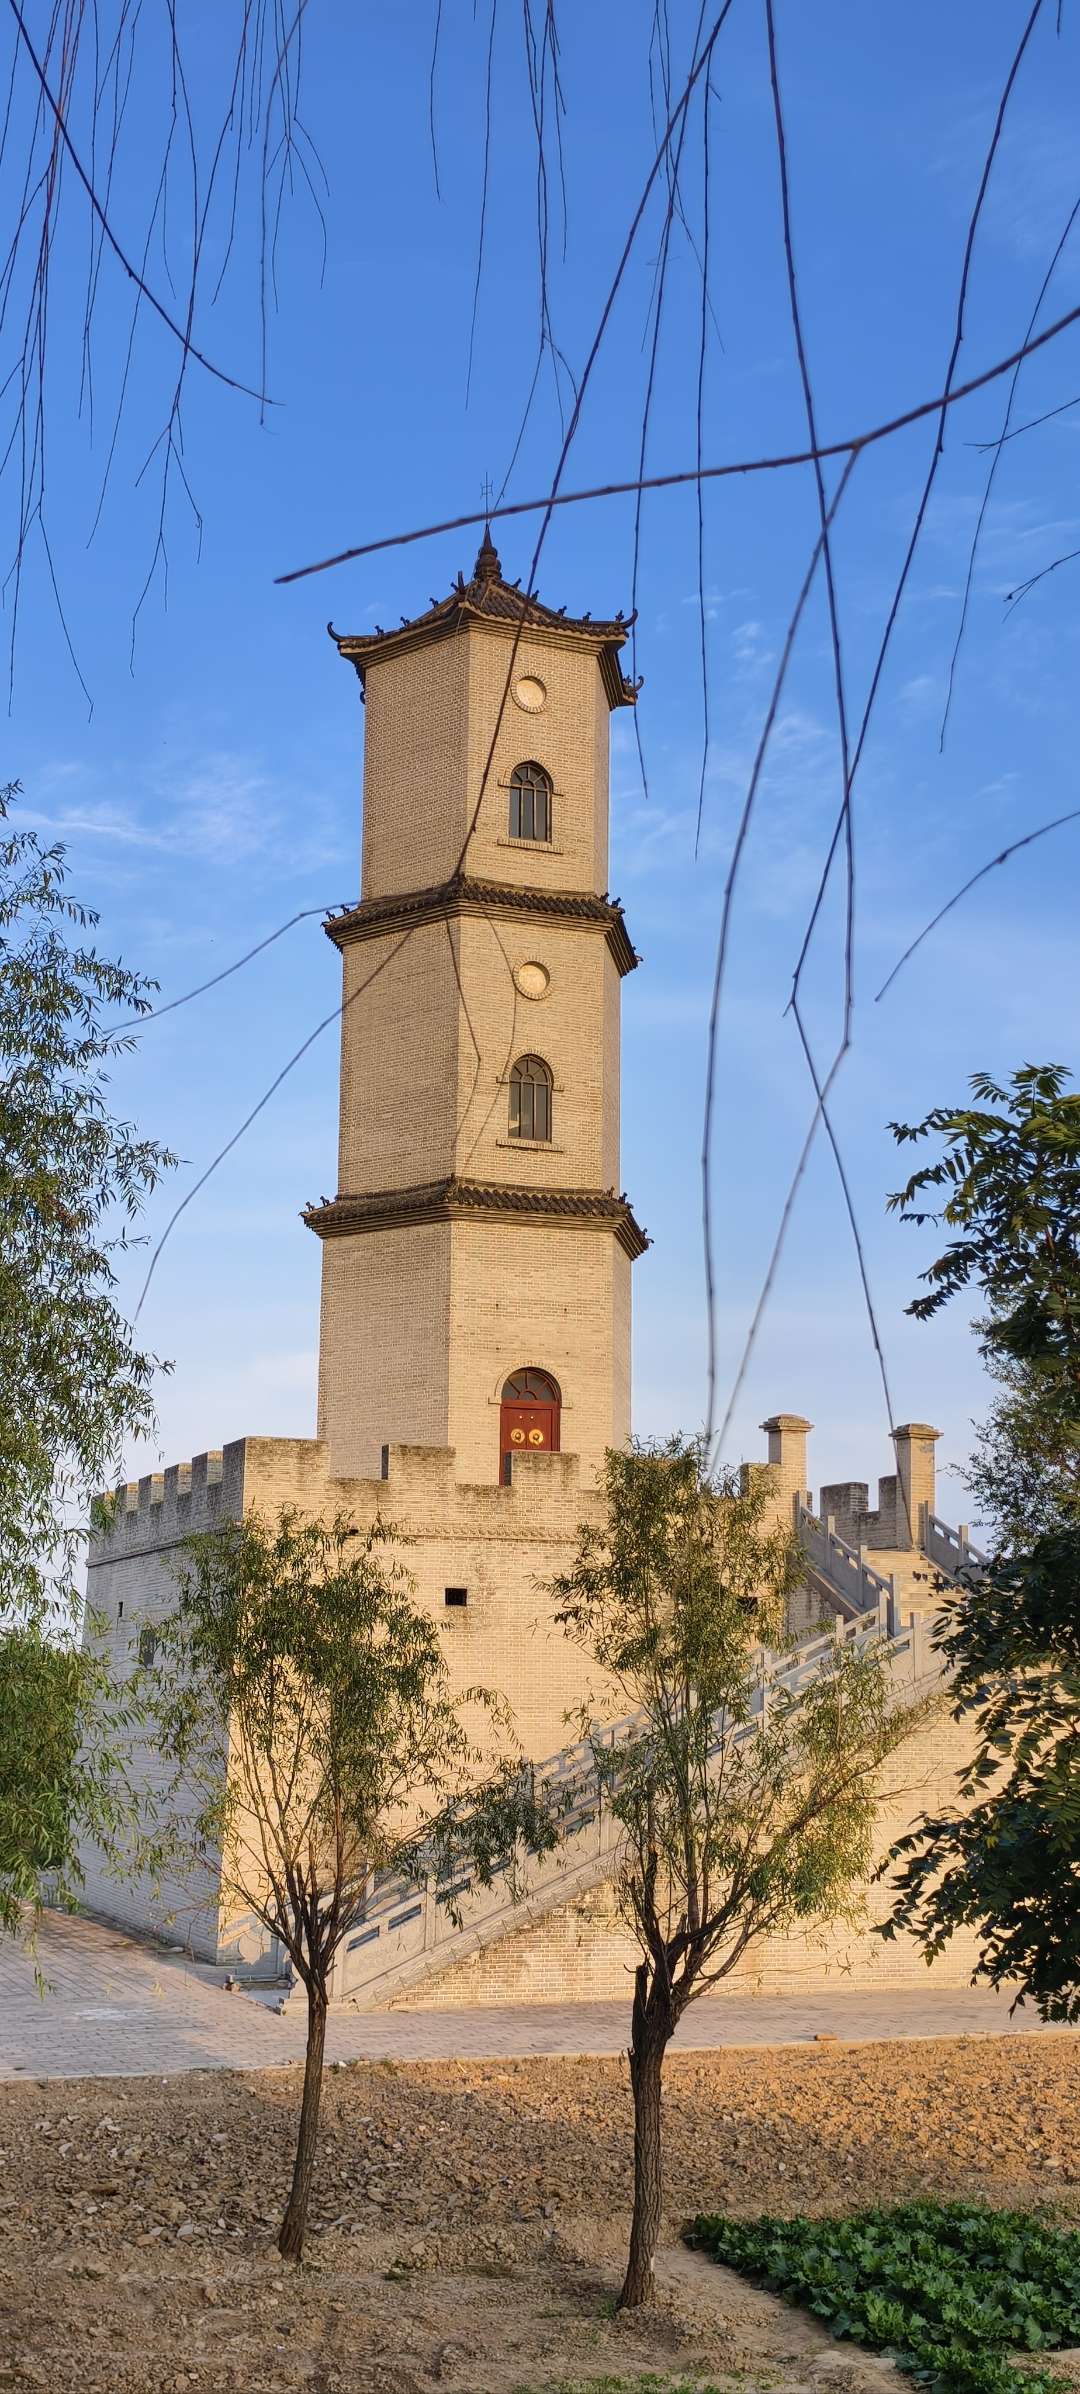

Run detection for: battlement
[[89, 1432, 600, 1573], [92, 1448, 234, 1558], [819, 1423, 941, 1554]]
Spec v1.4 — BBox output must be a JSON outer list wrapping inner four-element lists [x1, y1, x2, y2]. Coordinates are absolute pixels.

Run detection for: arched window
[[500, 1369, 561, 1480], [508, 761, 552, 843], [509, 1054, 552, 1143]]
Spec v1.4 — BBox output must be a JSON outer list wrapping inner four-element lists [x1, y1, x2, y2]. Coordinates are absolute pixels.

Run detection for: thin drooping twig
[[115, 904, 355, 1027], [714, 1093, 831, 1459], [628, 1, 710, 809], [973, 388, 1080, 445], [874, 807, 1080, 1002], [940, 188, 1080, 746], [709, 5, 1049, 1460], [789, 0, 1048, 1010], [701, 452, 858, 1446], [133, 926, 416, 1322], [451, 5, 739, 881], [765, 0, 854, 1048], [522, 0, 571, 376], [428, 0, 444, 198], [762, 0, 897, 1496], [847, 0, 1047, 793], [0, 2, 319, 689], [464, 0, 497, 409], [273, 292, 1080, 581], [5, 0, 270, 401], [1005, 544, 1080, 608], [490, 3, 576, 508], [299, 0, 731, 630], [257, 4, 327, 420], [127, 7, 745, 1300], [692, 63, 713, 854], [789, 995, 902, 1515]]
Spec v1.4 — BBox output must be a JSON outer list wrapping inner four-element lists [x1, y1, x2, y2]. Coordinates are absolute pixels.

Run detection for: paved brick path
[[1, 1910, 1074, 2079]]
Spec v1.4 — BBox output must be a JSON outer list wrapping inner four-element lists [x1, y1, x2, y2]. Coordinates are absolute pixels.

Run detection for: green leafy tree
[[888, 1063, 1080, 1378], [962, 1358, 1080, 1552], [881, 1062, 1080, 2012], [551, 1441, 922, 2310], [146, 1507, 553, 2263], [0, 783, 172, 1618], [1, 784, 171, 1946], [0, 1613, 160, 1943], [880, 1536, 1080, 2017], [889, 1061, 1080, 1545]]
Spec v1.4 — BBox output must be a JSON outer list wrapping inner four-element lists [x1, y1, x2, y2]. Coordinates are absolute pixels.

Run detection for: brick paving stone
[[2, 1908, 1076, 2078]]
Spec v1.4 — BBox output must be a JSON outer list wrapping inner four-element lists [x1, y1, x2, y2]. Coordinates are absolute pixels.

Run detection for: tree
[[550, 1440, 922, 2311], [888, 1062, 1080, 1540], [880, 1531, 1080, 2018], [961, 1356, 1080, 1553], [0, 785, 171, 1948], [0, 1612, 159, 1945], [0, 784, 172, 1620], [145, 1506, 552, 2263], [881, 1063, 1080, 2009]]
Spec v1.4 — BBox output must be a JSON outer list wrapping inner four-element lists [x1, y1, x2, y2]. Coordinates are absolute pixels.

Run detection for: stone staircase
[[320, 1598, 942, 2015], [796, 1497, 988, 1624]]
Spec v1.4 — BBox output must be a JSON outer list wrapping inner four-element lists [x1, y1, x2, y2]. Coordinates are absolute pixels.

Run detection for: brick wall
[[83, 1427, 987, 1992], [390, 1703, 985, 2009]]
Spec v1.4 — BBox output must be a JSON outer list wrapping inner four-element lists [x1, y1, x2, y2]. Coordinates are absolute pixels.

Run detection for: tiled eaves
[[330, 601, 638, 713], [323, 875, 640, 979], [302, 1176, 650, 1261]]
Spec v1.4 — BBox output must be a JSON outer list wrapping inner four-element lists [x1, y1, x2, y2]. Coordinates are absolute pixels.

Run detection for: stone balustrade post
[[892, 1422, 942, 1550], [760, 1413, 813, 1527]]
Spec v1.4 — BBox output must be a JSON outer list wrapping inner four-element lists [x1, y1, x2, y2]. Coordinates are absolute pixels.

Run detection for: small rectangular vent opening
[[444, 1587, 468, 1608]]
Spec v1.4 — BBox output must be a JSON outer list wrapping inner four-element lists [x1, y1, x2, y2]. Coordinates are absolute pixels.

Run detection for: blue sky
[[7, 1, 1080, 1521]]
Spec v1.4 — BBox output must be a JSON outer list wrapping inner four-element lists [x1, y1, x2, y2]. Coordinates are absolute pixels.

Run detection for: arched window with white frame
[[508, 1054, 552, 1143], [508, 761, 552, 843]]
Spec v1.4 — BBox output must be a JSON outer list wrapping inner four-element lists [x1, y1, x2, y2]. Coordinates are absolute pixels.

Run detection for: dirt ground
[[4, 2033, 1080, 2393]]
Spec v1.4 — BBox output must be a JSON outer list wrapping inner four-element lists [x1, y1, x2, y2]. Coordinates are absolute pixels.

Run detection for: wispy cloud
[[21, 746, 353, 883]]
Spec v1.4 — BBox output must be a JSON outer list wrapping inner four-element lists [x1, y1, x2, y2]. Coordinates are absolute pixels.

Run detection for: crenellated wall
[[81, 1431, 614, 1962], [80, 1408, 968, 1991]]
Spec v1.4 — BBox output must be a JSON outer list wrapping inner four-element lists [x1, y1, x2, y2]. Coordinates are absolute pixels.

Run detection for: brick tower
[[305, 530, 647, 1491], [81, 537, 966, 1995]]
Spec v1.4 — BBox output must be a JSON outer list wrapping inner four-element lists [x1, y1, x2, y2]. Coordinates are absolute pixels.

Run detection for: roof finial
[[473, 516, 500, 584]]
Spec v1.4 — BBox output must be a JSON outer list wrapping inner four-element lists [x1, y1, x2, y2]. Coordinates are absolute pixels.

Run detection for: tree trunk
[[278, 1981, 327, 2262], [619, 1964, 673, 2309]]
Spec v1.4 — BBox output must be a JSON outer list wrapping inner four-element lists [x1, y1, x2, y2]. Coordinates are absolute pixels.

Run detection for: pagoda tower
[[80, 548, 963, 1999], [305, 531, 647, 1491]]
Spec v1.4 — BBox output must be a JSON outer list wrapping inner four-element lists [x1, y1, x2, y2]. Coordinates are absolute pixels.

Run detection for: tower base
[[82, 1432, 604, 1965]]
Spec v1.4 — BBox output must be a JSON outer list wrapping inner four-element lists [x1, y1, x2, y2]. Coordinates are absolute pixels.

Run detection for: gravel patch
[[1, 2035, 1078, 2391]]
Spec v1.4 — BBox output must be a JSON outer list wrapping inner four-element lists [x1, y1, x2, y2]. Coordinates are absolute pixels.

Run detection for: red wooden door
[[500, 1370, 560, 1481]]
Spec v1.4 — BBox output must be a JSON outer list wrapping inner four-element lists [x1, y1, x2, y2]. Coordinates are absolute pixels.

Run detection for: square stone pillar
[[892, 1423, 941, 1548], [760, 1414, 812, 1520]]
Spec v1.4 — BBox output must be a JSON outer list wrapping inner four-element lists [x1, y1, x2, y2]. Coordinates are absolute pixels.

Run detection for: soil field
[[3, 2034, 1080, 2393]]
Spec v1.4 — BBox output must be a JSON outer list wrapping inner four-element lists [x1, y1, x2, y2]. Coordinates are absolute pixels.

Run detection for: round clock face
[[513, 960, 550, 1001], [513, 674, 547, 712]]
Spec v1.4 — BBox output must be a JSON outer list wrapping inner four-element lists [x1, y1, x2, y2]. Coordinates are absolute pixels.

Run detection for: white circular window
[[513, 960, 550, 1001], [513, 675, 547, 713]]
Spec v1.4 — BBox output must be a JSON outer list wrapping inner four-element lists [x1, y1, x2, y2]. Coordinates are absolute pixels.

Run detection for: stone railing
[[795, 1498, 989, 1620], [919, 1506, 989, 1580], [795, 1501, 897, 1622], [324, 1606, 934, 2013]]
